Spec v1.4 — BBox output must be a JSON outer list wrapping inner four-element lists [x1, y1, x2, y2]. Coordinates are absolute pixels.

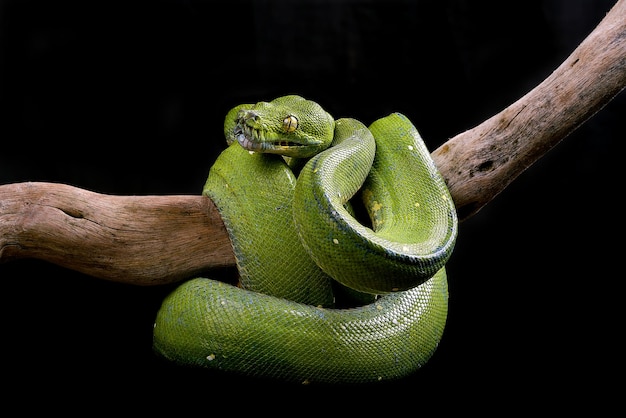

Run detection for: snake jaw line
[[235, 122, 325, 157], [236, 128, 327, 158]]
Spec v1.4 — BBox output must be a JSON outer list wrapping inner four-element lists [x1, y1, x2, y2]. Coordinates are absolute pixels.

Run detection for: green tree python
[[152, 95, 458, 384]]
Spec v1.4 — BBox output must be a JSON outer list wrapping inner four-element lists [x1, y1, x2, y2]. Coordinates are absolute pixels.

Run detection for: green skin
[[152, 95, 458, 384]]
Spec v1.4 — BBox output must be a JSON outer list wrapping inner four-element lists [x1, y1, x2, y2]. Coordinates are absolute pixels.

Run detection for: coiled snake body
[[153, 95, 458, 384]]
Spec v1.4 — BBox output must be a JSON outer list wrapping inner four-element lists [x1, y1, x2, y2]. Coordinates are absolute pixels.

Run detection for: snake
[[152, 95, 458, 384]]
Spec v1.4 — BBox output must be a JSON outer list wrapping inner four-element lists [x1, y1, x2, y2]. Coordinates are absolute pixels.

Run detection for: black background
[[1, 0, 623, 412]]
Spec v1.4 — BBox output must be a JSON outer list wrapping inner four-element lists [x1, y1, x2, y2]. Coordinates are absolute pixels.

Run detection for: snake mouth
[[238, 136, 303, 151], [234, 123, 318, 156]]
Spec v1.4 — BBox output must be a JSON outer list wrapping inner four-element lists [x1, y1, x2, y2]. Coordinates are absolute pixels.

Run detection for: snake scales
[[152, 95, 458, 384]]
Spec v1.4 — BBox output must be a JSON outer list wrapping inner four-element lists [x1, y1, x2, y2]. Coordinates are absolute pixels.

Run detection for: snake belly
[[153, 96, 458, 384]]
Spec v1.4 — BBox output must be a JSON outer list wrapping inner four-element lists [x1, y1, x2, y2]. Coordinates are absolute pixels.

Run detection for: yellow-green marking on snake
[[152, 95, 458, 384]]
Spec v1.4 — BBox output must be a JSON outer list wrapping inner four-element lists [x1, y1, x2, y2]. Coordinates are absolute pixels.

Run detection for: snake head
[[224, 95, 335, 158]]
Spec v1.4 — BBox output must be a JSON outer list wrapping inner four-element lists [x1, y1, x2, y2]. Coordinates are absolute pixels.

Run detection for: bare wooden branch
[[1, 0, 625, 284], [0, 182, 234, 285], [432, 0, 626, 220]]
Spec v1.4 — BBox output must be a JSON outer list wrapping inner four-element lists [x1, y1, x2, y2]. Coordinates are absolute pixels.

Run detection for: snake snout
[[237, 109, 259, 122]]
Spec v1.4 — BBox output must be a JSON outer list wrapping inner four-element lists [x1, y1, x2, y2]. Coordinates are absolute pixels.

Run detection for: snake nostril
[[238, 109, 259, 122], [247, 110, 258, 121]]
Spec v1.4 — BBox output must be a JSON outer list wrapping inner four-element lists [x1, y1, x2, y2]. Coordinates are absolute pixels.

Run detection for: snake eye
[[282, 115, 298, 133]]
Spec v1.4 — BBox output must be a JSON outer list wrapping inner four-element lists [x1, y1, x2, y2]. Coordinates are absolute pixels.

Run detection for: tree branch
[[1, 0, 625, 285], [0, 182, 234, 285], [432, 0, 626, 220]]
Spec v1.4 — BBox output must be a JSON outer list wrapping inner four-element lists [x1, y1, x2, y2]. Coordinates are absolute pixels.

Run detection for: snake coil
[[153, 95, 458, 384]]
